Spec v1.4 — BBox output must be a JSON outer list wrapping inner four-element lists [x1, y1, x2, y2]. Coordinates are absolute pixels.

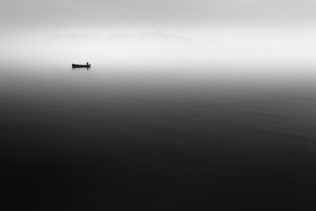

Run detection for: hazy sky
[[2, 0, 316, 67], [2, 0, 316, 30]]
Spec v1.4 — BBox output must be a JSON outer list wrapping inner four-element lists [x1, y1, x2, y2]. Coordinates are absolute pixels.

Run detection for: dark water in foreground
[[1, 65, 316, 210]]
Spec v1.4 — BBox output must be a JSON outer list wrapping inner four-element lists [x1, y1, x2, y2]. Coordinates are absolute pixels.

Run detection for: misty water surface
[[1, 63, 316, 210]]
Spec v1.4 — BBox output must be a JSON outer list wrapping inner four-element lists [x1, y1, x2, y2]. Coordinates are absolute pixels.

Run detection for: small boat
[[72, 63, 91, 68]]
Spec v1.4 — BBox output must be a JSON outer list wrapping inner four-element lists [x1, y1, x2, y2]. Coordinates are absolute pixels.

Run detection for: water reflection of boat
[[72, 63, 91, 68]]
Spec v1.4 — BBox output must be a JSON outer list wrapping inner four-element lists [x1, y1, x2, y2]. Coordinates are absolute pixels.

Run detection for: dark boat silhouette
[[72, 63, 91, 68]]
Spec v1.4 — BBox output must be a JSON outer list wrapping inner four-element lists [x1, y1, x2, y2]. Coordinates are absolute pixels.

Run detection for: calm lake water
[[2, 64, 316, 210]]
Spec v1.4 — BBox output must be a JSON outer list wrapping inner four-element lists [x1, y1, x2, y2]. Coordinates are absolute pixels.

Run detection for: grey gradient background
[[2, 1, 316, 210]]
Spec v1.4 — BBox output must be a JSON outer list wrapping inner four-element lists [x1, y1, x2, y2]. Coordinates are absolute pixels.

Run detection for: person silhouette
[[86, 62, 89, 66]]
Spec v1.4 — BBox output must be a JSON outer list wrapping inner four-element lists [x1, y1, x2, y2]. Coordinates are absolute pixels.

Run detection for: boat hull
[[72, 64, 91, 68]]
